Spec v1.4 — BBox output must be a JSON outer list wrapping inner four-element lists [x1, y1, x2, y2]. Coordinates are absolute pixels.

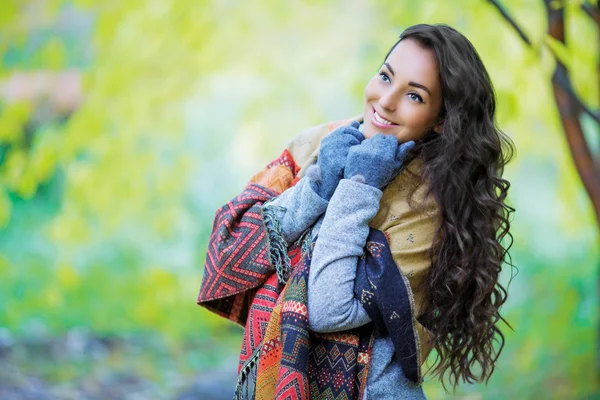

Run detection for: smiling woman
[[197, 23, 515, 399], [363, 38, 443, 142]]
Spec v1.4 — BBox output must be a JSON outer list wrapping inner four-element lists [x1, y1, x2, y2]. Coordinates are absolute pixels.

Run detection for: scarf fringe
[[234, 343, 262, 400], [295, 226, 313, 257], [262, 203, 291, 284]]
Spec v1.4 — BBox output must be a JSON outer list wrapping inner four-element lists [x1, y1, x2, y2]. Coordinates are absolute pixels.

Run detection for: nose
[[378, 89, 400, 112]]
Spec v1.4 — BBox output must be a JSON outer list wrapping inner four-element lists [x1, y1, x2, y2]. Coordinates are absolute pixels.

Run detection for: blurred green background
[[0, 0, 598, 399]]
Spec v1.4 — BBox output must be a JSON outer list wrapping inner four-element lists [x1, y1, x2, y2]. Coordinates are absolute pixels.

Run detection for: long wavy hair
[[385, 24, 516, 390]]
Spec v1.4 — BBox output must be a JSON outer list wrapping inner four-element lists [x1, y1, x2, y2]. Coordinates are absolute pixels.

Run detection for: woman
[[197, 23, 515, 399]]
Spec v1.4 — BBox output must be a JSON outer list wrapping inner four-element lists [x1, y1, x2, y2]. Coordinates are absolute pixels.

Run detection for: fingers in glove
[[365, 133, 398, 158], [396, 140, 415, 161], [342, 121, 365, 143]]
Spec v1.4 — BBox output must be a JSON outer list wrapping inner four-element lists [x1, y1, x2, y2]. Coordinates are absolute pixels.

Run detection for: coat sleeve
[[307, 178, 382, 332], [263, 175, 329, 244]]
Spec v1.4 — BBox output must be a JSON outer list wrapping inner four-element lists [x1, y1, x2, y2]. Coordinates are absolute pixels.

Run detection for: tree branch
[[582, 1, 600, 26], [488, 0, 600, 125], [545, 1, 600, 228], [487, 0, 532, 45], [552, 63, 600, 125], [580, 1, 600, 119]]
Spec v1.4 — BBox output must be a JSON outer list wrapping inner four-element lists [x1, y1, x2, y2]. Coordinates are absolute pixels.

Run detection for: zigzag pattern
[[309, 383, 351, 400], [306, 324, 372, 400], [204, 184, 275, 293], [251, 149, 301, 194], [311, 343, 356, 372], [250, 164, 295, 195], [197, 143, 383, 399], [266, 149, 301, 177], [238, 274, 280, 370], [312, 332, 360, 347], [262, 241, 374, 400], [197, 183, 277, 325], [198, 149, 301, 312], [275, 369, 309, 400]]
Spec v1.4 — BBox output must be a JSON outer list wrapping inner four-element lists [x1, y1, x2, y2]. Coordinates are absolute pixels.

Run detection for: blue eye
[[408, 92, 424, 103], [379, 72, 391, 83]]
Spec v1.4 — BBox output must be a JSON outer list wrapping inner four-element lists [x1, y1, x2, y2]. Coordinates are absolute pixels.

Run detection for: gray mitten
[[344, 134, 415, 189], [309, 121, 365, 200]]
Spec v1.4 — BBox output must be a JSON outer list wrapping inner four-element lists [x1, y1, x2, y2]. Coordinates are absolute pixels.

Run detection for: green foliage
[[0, 0, 598, 397]]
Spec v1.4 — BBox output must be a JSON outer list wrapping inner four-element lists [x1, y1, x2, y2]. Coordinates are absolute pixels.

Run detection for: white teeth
[[374, 110, 393, 125]]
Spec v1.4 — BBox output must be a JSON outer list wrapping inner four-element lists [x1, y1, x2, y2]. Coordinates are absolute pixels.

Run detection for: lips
[[371, 107, 398, 129]]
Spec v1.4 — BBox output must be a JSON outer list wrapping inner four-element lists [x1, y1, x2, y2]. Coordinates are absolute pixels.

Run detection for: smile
[[371, 107, 398, 128]]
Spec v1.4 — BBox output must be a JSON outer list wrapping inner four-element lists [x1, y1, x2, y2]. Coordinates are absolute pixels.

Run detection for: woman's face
[[362, 39, 443, 142]]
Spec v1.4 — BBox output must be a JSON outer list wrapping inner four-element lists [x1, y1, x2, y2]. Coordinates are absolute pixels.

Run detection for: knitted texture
[[344, 134, 415, 189], [309, 120, 364, 200], [266, 176, 329, 245]]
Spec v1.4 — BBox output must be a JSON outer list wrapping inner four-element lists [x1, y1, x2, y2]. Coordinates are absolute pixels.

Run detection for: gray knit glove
[[309, 121, 365, 200], [344, 134, 415, 189]]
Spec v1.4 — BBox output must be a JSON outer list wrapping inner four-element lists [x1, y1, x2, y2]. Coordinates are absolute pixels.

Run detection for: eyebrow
[[383, 62, 432, 96], [408, 81, 431, 96], [383, 62, 395, 76]]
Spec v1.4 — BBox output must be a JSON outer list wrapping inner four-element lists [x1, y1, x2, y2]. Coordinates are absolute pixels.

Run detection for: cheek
[[403, 106, 435, 129], [394, 106, 437, 142], [364, 78, 378, 102]]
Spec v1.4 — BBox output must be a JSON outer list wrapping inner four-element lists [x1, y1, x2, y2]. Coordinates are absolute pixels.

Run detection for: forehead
[[385, 39, 440, 86]]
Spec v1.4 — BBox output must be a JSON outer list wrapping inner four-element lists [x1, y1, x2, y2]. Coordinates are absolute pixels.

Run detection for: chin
[[364, 125, 399, 140]]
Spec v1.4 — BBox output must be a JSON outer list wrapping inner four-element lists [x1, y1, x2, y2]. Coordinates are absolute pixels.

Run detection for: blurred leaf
[[0, 188, 11, 227], [0, 101, 31, 144], [545, 34, 573, 71], [38, 37, 67, 71]]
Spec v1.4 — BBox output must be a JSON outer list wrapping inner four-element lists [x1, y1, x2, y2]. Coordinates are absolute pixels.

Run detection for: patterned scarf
[[197, 144, 422, 399]]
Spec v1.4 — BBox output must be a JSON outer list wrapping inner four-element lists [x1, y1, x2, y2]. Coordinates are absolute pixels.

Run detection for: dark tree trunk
[[545, 0, 600, 387], [545, 1, 600, 228], [490, 0, 600, 388]]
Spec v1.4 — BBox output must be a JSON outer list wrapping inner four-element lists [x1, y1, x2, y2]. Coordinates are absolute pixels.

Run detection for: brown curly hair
[[386, 24, 516, 391]]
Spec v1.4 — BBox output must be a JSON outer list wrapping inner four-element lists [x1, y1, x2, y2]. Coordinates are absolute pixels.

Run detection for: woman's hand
[[310, 121, 364, 200], [344, 134, 415, 189]]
